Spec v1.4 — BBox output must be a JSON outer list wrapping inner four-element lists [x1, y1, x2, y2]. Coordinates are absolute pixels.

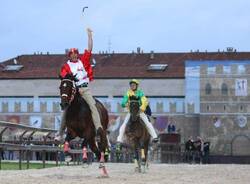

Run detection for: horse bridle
[[61, 79, 76, 104]]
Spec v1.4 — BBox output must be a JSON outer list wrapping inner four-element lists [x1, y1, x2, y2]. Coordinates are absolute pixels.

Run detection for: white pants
[[117, 113, 158, 143]]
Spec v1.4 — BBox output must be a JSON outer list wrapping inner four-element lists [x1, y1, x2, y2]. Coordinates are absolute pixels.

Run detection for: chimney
[[226, 47, 234, 52], [47, 52, 49, 55], [137, 47, 141, 54], [150, 50, 154, 59], [13, 59, 18, 65]]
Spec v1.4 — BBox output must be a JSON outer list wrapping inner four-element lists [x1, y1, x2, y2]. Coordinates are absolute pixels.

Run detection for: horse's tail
[[95, 99, 109, 130]]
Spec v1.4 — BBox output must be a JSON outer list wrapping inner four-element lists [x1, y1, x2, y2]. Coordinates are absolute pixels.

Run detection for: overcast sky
[[0, 0, 250, 61]]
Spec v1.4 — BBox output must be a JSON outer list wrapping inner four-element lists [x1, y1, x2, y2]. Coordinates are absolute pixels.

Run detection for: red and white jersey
[[66, 59, 89, 85], [60, 50, 93, 86]]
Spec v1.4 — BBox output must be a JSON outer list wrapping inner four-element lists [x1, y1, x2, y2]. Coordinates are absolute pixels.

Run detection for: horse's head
[[59, 74, 78, 110], [129, 96, 140, 122]]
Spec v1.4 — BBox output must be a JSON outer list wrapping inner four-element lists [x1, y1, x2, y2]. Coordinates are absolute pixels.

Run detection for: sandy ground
[[0, 163, 250, 184]]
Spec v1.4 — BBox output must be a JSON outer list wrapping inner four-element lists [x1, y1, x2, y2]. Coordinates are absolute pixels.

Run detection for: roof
[[0, 51, 250, 79]]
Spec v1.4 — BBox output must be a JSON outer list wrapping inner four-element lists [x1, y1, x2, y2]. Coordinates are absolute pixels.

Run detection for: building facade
[[0, 51, 249, 155]]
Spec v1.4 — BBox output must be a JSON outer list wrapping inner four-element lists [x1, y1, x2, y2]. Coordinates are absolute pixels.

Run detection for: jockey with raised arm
[[55, 28, 103, 142], [116, 79, 159, 145]]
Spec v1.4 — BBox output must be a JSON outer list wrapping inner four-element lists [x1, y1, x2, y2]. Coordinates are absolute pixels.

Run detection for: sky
[[0, 0, 250, 62]]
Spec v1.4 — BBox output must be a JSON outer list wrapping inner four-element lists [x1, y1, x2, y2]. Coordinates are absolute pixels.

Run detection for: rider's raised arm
[[80, 28, 93, 81], [87, 28, 93, 52]]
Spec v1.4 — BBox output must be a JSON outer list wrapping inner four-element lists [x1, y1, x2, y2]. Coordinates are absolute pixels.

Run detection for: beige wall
[[0, 79, 60, 97], [90, 79, 185, 97], [0, 79, 185, 97]]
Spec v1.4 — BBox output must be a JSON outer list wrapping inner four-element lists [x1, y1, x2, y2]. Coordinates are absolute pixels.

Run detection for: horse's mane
[[59, 74, 78, 82], [129, 95, 139, 101]]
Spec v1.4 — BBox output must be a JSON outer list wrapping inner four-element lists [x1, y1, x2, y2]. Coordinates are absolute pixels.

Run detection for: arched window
[[221, 83, 228, 95], [205, 83, 212, 95]]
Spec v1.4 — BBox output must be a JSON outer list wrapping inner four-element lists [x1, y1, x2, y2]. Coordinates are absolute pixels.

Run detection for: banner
[[235, 79, 247, 96], [29, 116, 42, 128]]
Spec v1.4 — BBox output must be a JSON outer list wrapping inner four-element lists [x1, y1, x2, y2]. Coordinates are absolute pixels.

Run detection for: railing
[[0, 120, 61, 170]]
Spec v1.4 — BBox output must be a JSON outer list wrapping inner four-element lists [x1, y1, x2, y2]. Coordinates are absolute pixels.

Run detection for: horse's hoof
[[141, 166, 146, 174], [97, 174, 109, 179], [82, 158, 88, 163], [65, 156, 72, 163], [135, 167, 141, 173], [99, 162, 105, 168], [82, 163, 89, 168]]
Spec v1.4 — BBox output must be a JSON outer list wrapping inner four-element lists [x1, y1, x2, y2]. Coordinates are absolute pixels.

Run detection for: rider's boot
[[152, 137, 159, 143]]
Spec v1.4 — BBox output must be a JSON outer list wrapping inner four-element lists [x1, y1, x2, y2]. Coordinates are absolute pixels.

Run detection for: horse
[[59, 74, 109, 176], [124, 95, 150, 173]]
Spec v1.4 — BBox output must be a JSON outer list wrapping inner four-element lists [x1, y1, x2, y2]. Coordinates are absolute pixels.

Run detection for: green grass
[[0, 161, 63, 170]]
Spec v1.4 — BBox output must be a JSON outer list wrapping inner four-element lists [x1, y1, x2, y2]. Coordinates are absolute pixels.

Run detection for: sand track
[[0, 163, 250, 184]]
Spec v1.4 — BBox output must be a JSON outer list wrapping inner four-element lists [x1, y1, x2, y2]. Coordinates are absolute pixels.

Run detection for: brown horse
[[59, 74, 109, 176], [125, 96, 150, 173]]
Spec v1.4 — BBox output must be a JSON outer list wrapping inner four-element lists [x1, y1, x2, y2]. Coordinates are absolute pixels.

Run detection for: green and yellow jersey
[[121, 89, 148, 112]]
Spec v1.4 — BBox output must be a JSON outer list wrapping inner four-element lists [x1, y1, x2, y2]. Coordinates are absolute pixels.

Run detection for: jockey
[[55, 28, 103, 141], [116, 79, 159, 145]]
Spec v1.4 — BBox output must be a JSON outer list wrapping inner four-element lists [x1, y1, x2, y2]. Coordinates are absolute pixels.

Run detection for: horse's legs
[[88, 138, 100, 160], [89, 138, 109, 177], [64, 132, 75, 163], [144, 140, 150, 170], [133, 140, 141, 173], [81, 139, 88, 164], [134, 146, 140, 172], [139, 140, 147, 173]]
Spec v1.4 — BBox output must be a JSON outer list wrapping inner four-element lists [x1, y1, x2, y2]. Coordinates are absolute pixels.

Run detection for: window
[[147, 64, 168, 71], [221, 83, 228, 95], [3, 65, 23, 72], [33, 99, 40, 112], [205, 83, 212, 95], [223, 66, 231, 74], [176, 100, 184, 113], [238, 65, 246, 74], [207, 66, 216, 75], [206, 105, 210, 111]]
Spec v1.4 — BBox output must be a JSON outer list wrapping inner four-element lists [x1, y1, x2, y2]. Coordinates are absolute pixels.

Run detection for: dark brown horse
[[59, 74, 109, 176], [125, 96, 150, 173]]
